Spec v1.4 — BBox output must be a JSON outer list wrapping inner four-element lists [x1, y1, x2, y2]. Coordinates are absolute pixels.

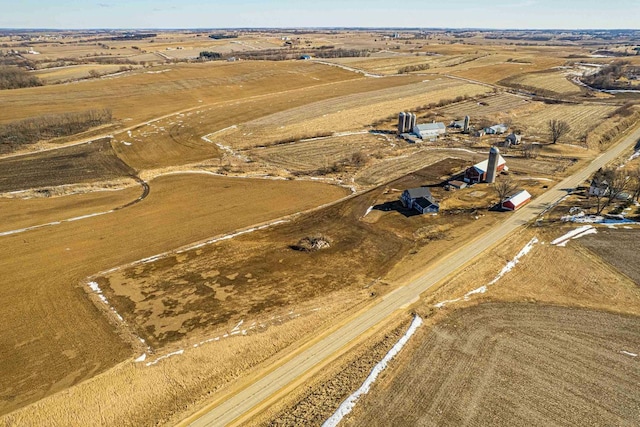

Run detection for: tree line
[[0, 109, 112, 153], [0, 66, 42, 90]]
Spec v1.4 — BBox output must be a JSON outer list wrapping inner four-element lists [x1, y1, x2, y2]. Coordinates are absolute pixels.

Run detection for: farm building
[[504, 132, 522, 146], [400, 187, 440, 214], [447, 180, 467, 190], [413, 122, 446, 140], [464, 153, 507, 183], [588, 178, 609, 197], [484, 124, 508, 135], [299, 55, 312, 60], [502, 190, 531, 211]]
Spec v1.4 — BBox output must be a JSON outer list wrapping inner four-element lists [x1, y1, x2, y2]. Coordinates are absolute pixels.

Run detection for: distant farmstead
[[400, 187, 440, 214], [502, 190, 531, 211], [484, 124, 508, 135]]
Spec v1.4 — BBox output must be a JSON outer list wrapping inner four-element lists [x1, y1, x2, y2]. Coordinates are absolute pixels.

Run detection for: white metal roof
[[472, 154, 506, 174], [504, 190, 531, 207], [416, 122, 446, 132]]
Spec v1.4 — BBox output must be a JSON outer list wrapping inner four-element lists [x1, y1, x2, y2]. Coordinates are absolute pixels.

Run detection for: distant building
[[502, 190, 531, 211], [588, 178, 609, 197], [447, 180, 467, 190], [299, 55, 312, 60], [413, 122, 446, 140], [464, 153, 508, 183], [504, 132, 522, 146], [484, 124, 508, 135], [400, 187, 440, 214]]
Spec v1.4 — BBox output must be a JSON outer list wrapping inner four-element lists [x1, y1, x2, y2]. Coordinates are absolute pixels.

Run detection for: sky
[[0, 0, 638, 30]]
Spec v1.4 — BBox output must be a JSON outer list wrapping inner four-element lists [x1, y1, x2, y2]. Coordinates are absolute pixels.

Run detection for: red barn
[[502, 190, 531, 211], [464, 155, 507, 183]]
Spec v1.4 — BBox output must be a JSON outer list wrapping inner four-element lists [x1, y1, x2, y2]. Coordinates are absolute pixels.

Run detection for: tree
[[493, 176, 518, 203], [522, 142, 540, 159], [630, 166, 640, 202], [591, 167, 630, 214], [547, 119, 571, 144]]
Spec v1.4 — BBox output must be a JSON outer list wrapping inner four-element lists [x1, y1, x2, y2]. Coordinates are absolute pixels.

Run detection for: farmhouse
[[413, 122, 446, 140], [400, 187, 440, 214], [502, 190, 531, 211], [588, 178, 609, 197], [464, 154, 507, 183], [484, 124, 508, 135]]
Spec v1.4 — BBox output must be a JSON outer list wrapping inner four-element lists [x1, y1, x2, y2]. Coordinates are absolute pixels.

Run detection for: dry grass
[[439, 92, 531, 119], [0, 174, 347, 415], [31, 64, 137, 83]]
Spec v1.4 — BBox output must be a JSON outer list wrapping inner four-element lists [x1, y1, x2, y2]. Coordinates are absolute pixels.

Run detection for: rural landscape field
[[1, 8, 640, 427]]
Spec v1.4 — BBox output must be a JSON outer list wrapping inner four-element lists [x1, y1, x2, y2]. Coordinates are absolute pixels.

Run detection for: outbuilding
[[400, 187, 440, 214], [502, 190, 531, 211], [413, 122, 446, 140], [504, 132, 522, 146], [484, 124, 508, 135]]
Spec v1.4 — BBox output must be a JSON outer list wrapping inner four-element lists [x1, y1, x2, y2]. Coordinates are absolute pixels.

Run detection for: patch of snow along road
[[322, 315, 423, 427], [435, 237, 539, 308], [551, 225, 597, 247]]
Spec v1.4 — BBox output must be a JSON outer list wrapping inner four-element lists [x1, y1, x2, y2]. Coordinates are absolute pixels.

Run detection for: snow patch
[[551, 225, 596, 246], [620, 350, 638, 357], [145, 349, 184, 366], [363, 206, 374, 217], [322, 315, 423, 427], [135, 353, 147, 362], [435, 237, 538, 308]]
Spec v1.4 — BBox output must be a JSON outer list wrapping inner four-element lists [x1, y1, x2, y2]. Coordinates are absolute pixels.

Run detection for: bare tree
[[522, 142, 540, 159], [591, 167, 630, 214], [548, 119, 571, 144], [493, 176, 519, 202], [630, 166, 640, 202]]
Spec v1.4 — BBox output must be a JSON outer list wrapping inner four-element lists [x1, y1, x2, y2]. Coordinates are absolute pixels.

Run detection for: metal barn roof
[[503, 190, 531, 207]]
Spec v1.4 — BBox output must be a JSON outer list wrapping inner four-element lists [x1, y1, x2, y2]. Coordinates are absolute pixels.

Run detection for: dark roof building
[[400, 187, 439, 214]]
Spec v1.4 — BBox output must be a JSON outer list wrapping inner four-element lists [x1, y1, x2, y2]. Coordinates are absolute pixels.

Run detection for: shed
[[401, 187, 439, 214], [505, 133, 522, 146], [502, 190, 531, 211], [299, 55, 312, 60], [485, 124, 508, 135], [447, 180, 467, 190]]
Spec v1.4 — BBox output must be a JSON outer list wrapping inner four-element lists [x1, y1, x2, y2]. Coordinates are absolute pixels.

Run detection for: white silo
[[486, 146, 500, 183], [398, 112, 407, 134], [409, 113, 417, 132]]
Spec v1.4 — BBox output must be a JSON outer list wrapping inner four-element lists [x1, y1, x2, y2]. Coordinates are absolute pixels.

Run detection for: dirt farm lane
[[183, 124, 640, 427]]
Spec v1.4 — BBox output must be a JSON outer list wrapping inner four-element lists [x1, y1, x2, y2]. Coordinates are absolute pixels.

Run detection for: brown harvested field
[[326, 55, 475, 75], [206, 78, 491, 151], [112, 74, 432, 170], [439, 92, 532, 118], [0, 186, 140, 233], [515, 103, 616, 140], [31, 64, 138, 83], [445, 53, 566, 84], [0, 61, 359, 126], [505, 70, 583, 95], [249, 133, 389, 173], [0, 138, 136, 193], [0, 174, 347, 415], [345, 303, 640, 427], [580, 228, 640, 284]]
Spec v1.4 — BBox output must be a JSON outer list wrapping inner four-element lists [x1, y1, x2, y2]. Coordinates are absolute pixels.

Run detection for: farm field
[[515, 103, 616, 140], [580, 229, 640, 284], [0, 61, 359, 126], [0, 174, 347, 415], [112, 74, 431, 170], [505, 70, 583, 95], [345, 303, 640, 427], [438, 92, 531, 119], [0, 138, 136, 193], [217, 78, 491, 152], [31, 64, 138, 83]]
